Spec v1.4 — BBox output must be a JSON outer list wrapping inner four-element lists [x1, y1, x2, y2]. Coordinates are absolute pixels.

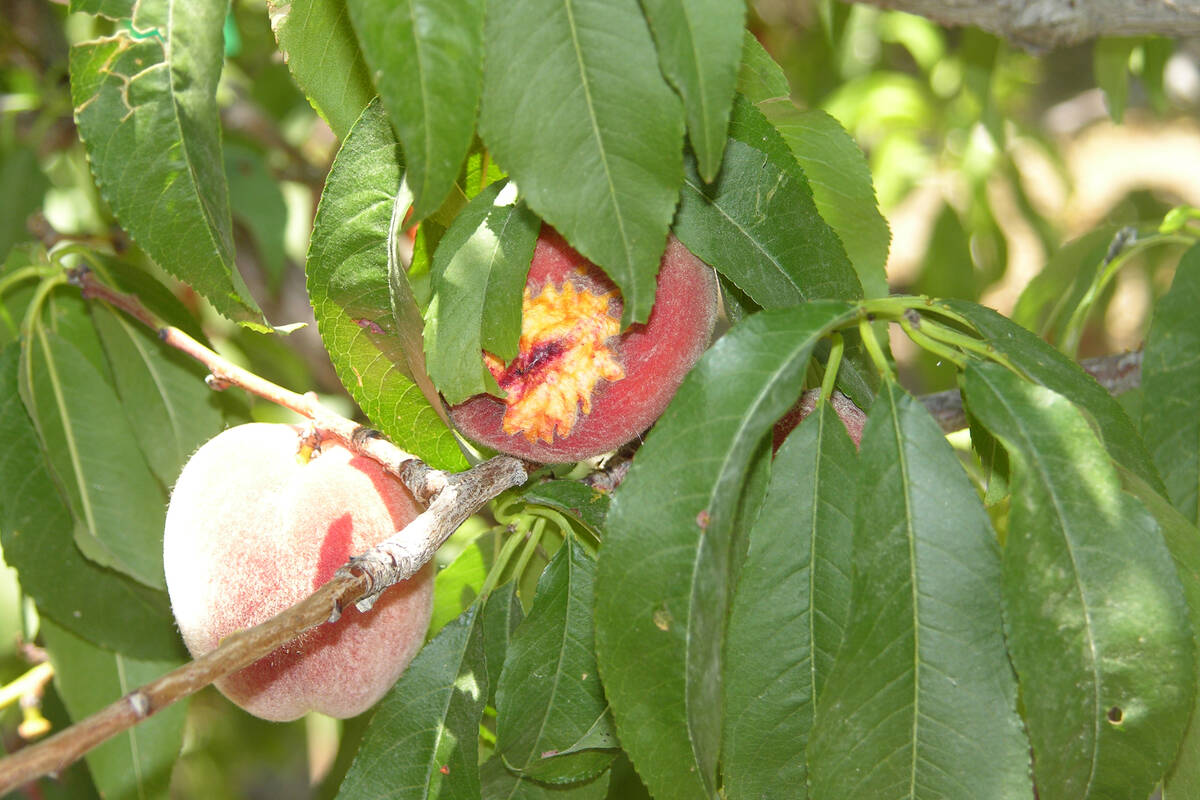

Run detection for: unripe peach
[[450, 228, 719, 463], [163, 423, 432, 722]]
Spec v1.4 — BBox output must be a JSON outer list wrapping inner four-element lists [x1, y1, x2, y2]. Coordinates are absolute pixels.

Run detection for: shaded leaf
[[91, 304, 223, 488], [0, 344, 183, 659], [521, 481, 611, 535], [432, 531, 496, 637], [641, 0, 744, 182], [266, 0, 375, 139], [497, 537, 614, 783], [941, 298, 1163, 494], [480, 757, 609, 799], [308, 98, 467, 471], [42, 618, 187, 800], [722, 402, 856, 797], [594, 302, 856, 800], [69, 3, 264, 325], [963, 363, 1195, 800], [423, 180, 539, 405], [673, 96, 862, 307], [225, 143, 288, 287], [20, 326, 166, 588], [1094, 37, 1136, 123], [1141, 242, 1200, 523], [479, 0, 684, 327], [347, 0, 485, 219], [337, 604, 488, 800], [483, 581, 524, 707], [807, 380, 1031, 798], [735, 30, 788, 105]]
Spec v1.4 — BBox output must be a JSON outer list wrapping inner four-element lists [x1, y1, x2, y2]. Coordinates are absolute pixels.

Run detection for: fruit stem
[[857, 316, 893, 378], [819, 333, 843, 406]]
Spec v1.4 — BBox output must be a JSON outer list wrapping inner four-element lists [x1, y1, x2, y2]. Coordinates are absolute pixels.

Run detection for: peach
[[163, 423, 432, 722], [450, 228, 719, 463], [772, 389, 867, 452]]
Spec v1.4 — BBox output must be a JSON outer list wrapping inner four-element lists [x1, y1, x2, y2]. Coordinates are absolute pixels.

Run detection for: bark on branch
[[849, 0, 1200, 49]]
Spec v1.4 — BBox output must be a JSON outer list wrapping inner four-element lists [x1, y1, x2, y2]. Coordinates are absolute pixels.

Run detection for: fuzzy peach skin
[[163, 423, 432, 722], [450, 228, 719, 463]]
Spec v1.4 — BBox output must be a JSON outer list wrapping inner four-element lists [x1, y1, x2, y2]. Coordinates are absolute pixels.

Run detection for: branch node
[[127, 692, 151, 719], [205, 374, 231, 391], [352, 426, 383, 445]]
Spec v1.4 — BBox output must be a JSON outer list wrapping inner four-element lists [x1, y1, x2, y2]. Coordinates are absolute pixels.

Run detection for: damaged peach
[[450, 228, 719, 463]]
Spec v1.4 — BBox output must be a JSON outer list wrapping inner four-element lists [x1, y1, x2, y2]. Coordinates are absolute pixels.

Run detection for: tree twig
[[0, 270, 530, 794]]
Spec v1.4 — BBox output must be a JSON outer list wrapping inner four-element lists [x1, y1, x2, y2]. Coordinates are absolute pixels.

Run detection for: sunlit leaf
[[963, 363, 1195, 800], [479, 0, 684, 327]]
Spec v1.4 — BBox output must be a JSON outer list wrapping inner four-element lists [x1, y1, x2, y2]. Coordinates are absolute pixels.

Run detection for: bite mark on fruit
[[483, 273, 624, 443]]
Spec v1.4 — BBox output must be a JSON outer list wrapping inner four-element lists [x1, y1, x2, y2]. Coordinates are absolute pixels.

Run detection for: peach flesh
[[163, 423, 432, 722], [450, 229, 719, 463]]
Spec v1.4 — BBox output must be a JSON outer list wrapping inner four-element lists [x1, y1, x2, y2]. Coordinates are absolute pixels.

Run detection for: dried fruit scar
[[450, 227, 719, 463]]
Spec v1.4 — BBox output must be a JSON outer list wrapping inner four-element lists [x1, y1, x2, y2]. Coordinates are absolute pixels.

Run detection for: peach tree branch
[[0, 269, 530, 794]]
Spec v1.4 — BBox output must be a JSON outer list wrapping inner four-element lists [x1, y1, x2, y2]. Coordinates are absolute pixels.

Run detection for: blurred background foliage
[[2, 0, 1198, 794]]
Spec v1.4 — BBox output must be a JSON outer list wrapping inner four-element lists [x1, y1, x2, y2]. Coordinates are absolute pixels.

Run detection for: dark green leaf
[[480, 757, 610, 799], [483, 582, 524, 707], [759, 100, 889, 299], [265, 0, 375, 139], [42, 618, 187, 800], [479, 0, 684, 327], [91, 305, 223, 488], [308, 98, 467, 471], [1141, 37, 1173, 115], [337, 604, 488, 800], [423, 180, 539, 404], [963, 363, 1195, 800], [807, 381, 1031, 798], [497, 537, 614, 783], [69, 3, 264, 325], [522, 481, 611, 534], [0, 344, 183, 659], [347, 0, 484, 220], [722, 402, 856, 797], [641, 0, 744, 182], [1141, 242, 1200, 523], [942, 298, 1163, 494], [673, 96, 862, 308], [735, 31, 788, 105], [594, 302, 856, 800], [20, 326, 167, 588]]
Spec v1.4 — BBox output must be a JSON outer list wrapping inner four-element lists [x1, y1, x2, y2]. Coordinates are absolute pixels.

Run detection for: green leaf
[[265, 0, 375, 139], [483, 581, 524, 707], [347, 0, 484, 220], [0, 144, 49, 260], [594, 302, 856, 800], [1094, 37, 1136, 124], [308, 99, 467, 472], [1119, 470, 1200, 799], [42, 618, 187, 800], [71, 0, 133, 19], [941, 298, 1163, 494], [807, 380, 1031, 798], [1011, 228, 1116, 339], [480, 757, 610, 799], [640, 0, 744, 182], [225, 143, 288, 288], [758, 100, 890, 299], [479, 0, 684, 327], [722, 402, 856, 797], [963, 363, 1195, 800], [735, 31, 788, 105], [432, 530, 496, 637], [91, 305, 223, 488], [497, 537, 614, 783], [521, 481, 611, 535], [1141, 243, 1200, 523], [20, 326, 167, 589], [69, 3, 264, 325], [423, 180, 539, 405], [337, 603, 488, 800], [673, 96, 863, 307], [0, 344, 183, 659]]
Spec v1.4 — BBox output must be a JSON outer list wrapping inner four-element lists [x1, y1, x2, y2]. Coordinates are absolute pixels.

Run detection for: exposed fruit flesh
[[484, 274, 624, 443]]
